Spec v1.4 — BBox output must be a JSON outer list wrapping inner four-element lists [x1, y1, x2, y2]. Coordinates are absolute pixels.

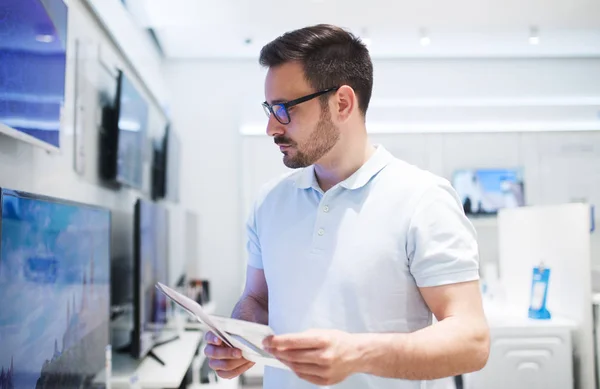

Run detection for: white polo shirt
[[246, 145, 479, 389]]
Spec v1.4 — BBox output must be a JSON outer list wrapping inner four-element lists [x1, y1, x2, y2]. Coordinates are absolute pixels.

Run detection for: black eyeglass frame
[[262, 86, 340, 125]]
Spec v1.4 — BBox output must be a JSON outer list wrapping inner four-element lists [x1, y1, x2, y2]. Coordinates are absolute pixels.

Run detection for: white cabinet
[[466, 317, 574, 389]]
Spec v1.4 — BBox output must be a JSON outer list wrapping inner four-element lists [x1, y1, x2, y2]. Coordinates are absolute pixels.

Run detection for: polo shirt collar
[[295, 145, 394, 191]]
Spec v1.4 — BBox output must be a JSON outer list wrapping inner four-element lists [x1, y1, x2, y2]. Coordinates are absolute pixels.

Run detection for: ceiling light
[[360, 28, 372, 47], [36, 34, 54, 43], [529, 26, 540, 45], [419, 28, 431, 46]]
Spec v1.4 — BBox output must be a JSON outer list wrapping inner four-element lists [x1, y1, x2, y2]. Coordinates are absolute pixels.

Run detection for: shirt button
[[323, 205, 330, 213], [317, 228, 325, 236]]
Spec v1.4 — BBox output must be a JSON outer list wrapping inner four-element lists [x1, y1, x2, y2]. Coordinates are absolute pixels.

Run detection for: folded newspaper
[[155, 282, 289, 370]]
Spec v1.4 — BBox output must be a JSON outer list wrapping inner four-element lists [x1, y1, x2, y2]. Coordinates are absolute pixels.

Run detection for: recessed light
[[529, 26, 540, 45], [36, 34, 54, 43], [360, 28, 372, 47], [419, 28, 431, 46]]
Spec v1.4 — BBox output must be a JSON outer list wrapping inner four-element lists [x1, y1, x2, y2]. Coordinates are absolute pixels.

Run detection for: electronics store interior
[[0, 0, 600, 389]]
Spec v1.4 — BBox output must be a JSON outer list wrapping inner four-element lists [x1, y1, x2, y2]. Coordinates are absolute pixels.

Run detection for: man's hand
[[204, 331, 255, 379], [263, 329, 361, 386]]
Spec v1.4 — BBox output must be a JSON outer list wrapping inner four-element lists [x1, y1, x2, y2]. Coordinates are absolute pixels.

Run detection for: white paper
[[155, 282, 289, 370]]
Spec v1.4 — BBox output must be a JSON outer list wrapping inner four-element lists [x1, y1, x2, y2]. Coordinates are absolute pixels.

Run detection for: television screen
[[151, 124, 168, 200], [165, 128, 181, 202], [0, 189, 110, 389], [132, 199, 169, 359], [116, 73, 148, 189], [0, 0, 68, 150], [108, 209, 134, 351], [110, 209, 133, 308], [452, 168, 525, 215]]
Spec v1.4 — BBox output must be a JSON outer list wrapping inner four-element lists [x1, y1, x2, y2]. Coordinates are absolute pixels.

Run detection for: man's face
[[264, 62, 340, 169]]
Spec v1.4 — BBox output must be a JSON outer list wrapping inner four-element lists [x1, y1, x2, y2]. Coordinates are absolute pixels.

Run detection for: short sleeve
[[406, 180, 480, 287], [246, 204, 263, 269]]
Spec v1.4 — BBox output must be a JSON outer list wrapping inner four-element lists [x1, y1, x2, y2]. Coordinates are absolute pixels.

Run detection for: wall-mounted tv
[[99, 71, 148, 189], [109, 209, 134, 308], [0, 188, 111, 388], [0, 0, 68, 150], [165, 127, 181, 202], [452, 168, 525, 216], [151, 124, 169, 200], [131, 198, 170, 362]]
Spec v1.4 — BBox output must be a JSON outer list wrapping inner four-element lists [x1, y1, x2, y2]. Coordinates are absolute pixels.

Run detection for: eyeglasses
[[262, 87, 340, 125]]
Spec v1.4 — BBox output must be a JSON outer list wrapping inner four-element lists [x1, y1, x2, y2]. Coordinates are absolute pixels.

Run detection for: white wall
[[165, 57, 600, 314], [163, 60, 265, 314], [82, 0, 169, 108], [240, 58, 600, 133]]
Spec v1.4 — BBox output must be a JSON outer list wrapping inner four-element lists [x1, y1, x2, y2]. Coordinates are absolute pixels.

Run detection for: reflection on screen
[[0, 0, 68, 148], [452, 168, 525, 215], [138, 200, 168, 354], [0, 189, 110, 389], [117, 75, 148, 189]]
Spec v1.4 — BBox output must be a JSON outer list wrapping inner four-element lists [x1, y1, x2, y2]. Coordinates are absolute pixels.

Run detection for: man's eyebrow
[[267, 98, 287, 105]]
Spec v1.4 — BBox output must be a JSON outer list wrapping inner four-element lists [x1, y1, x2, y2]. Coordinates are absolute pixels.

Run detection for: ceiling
[[124, 0, 600, 59]]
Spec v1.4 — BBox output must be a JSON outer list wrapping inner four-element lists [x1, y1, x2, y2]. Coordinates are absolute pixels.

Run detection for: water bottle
[[105, 345, 112, 389]]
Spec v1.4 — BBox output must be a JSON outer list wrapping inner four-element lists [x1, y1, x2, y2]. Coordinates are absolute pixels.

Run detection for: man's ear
[[333, 85, 356, 123]]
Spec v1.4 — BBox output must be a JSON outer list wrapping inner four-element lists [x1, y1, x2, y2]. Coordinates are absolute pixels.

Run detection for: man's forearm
[[353, 317, 489, 380], [231, 294, 269, 325]]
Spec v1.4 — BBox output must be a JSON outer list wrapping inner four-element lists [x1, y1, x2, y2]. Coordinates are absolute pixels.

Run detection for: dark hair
[[259, 24, 373, 116]]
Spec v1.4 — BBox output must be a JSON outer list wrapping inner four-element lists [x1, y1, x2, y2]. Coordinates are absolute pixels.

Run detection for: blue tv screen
[[452, 168, 525, 215], [133, 199, 168, 359], [116, 74, 148, 189], [0, 0, 68, 149], [0, 189, 110, 388]]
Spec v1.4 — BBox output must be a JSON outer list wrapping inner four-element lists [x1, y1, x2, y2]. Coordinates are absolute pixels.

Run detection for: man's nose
[[266, 114, 285, 137]]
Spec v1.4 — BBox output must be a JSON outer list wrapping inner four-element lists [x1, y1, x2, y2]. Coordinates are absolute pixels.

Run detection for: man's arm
[[204, 266, 268, 379], [231, 266, 269, 325], [264, 281, 489, 385], [355, 280, 490, 380]]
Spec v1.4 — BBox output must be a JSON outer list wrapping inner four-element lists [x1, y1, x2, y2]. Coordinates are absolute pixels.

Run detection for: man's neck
[[314, 140, 376, 192]]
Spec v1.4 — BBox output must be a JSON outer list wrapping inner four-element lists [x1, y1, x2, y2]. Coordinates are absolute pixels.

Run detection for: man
[[204, 24, 490, 389]]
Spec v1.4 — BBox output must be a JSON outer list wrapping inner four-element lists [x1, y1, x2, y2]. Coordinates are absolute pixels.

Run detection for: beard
[[276, 107, 340, 169]]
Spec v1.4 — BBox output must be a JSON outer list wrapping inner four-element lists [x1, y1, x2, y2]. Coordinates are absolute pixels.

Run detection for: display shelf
[[94, 330, 203, 389], [468, 216, 498, 229]]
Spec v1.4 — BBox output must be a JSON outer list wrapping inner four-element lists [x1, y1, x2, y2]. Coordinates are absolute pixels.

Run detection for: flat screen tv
[[131, 198, 170, 362], [0, 0, 68, 150], [108, 209, 134, 351], [165, 128, 181, 202], [151, 124, 169, 200], [452, 168, 525, 216], [0, 188, 111, 389], [100, 71, 148, 189], [109, 209, 133, 308]]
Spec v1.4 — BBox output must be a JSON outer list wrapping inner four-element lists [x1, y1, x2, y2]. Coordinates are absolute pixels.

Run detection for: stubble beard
[[282, 108, 340, 169]]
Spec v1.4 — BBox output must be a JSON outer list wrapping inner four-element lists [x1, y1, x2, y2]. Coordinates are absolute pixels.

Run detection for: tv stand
[[93, 331, 202, 389], [146, 334, 180, 366], [146, 350, 166, 366], [153, 334, 180, 348]]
